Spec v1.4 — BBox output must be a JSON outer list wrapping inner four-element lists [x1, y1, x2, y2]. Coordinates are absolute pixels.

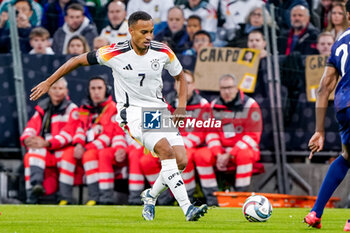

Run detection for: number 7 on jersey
[[139, 73, 146, 86]]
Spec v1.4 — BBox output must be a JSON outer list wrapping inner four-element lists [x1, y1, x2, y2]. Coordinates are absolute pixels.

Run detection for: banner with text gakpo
[[194, 47, 260, 92]]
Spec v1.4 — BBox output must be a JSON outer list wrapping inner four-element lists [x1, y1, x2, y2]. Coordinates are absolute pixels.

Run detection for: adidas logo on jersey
[[123, 64, 133, 70]]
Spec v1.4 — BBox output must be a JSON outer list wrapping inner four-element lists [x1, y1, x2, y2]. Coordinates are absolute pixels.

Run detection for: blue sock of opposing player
[[312, 155, 349, 218]]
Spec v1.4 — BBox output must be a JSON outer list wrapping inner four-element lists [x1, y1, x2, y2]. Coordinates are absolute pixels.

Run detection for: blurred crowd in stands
[[0, 0, 344, 56], [3, 0, 345, 205]]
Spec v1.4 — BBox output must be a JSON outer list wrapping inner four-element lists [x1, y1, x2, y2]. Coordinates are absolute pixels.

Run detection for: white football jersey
[[221, 0, 264, 31], [100, 20, 131, 44], [126, 0, 174, 24], [96, 40, 182, 108], [182, 1, 218, 35]]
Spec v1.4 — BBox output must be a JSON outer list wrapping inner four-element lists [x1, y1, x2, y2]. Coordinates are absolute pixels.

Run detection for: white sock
[[149, 174, 167, 198], [150, 169, 185, 198], [160, 159, 191, 215]]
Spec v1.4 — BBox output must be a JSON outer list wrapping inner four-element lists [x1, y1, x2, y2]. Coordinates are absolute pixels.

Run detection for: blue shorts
[[336, 107, 350, 145]]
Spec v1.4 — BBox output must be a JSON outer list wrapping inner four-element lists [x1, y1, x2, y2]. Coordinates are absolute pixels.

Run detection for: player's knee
[[154, 139, 175, 159], [156, 145, 175, 159]]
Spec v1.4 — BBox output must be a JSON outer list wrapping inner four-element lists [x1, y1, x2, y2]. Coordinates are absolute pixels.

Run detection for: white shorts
[[116, 105, 184, 152]]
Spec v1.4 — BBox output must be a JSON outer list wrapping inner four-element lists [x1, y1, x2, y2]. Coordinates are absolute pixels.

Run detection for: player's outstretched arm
[[308, 66, 339, 159], [30, 53, 90, 101], [173, 70, 187, 123]]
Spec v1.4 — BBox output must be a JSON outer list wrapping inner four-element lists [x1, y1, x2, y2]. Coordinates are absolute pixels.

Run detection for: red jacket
[[20, 97, 80, 150], [110, 113, 127, 151], [73, 97, 119, 150], [167, 90, 210, 148], [206, 91, 262, 160]]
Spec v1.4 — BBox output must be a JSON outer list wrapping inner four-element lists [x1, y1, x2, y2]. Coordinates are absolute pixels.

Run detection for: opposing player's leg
[[344, 220, 350, 231], [304, 144, 350, 228]]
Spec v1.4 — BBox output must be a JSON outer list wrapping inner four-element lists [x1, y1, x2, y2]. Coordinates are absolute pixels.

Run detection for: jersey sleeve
[[95, 44, 116, 69], [164, 48, 183, 76]]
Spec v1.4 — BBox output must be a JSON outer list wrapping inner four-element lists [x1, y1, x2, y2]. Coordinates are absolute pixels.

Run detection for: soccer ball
[[242, 195, 273, 222]]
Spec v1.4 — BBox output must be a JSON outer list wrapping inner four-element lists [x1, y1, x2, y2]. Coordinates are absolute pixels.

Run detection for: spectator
[[278, 5, 319, 55], [247, 29, 267, 58], [0, 0, 42, 29], [41, 0, 93, 37], [314, 0, 333, 31], [227, 6, 271, 48], [155, 6, 190, 54], [98, 115, 128, 204], [325, 2, 348, 40], [0, 0, 33, 53], [186, 14, 201, 42], [194, 74, 263, 192], [181, 0, 217, 40], [100, 0, 130, 44], [247, 29, 269, 100], [220, 0, 264, 41], [85, 0, 109, 32], [20, 78, 79, 204], [58, 77, 117, 205], [127, 0, 174, 35], [183, 30, 212, 56], [29, 27, 54, 54], [66, 34, 90, 55], [267, 0, 310, 31], [52, 3, 97, 54], [316, 31, 335, 56], [93, 35, 109, 50]]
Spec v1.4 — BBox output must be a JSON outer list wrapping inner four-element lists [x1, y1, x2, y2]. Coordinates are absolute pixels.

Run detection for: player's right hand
[[30, 80, 50, 101], [308, 131, 325, 160]]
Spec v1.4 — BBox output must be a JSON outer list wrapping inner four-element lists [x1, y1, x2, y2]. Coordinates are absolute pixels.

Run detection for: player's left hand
[[30, 80, 50, 101], [172, 108, 186, 125]]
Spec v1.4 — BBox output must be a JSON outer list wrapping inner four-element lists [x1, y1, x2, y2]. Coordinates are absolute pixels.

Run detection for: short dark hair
[[248, 29, 265, 40], [66, 3, 84, 15], [128, 11, 152, 27], [89, 76, 107, 86], [188, 15, 201, 24], [193, 30, 212, 42], [346, 0, 350, 13]]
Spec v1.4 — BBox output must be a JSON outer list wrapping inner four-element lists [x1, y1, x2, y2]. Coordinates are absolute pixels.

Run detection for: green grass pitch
[[0, 205, 348, 233]]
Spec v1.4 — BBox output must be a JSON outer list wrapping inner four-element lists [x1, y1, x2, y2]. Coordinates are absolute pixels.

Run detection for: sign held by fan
[[194, 47, 260, 93]]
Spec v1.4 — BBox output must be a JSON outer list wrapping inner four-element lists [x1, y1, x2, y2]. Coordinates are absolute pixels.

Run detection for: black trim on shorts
[[87, 51, 98, 65], [120, 108, 127, 124], [124, 92, 129, 108]]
